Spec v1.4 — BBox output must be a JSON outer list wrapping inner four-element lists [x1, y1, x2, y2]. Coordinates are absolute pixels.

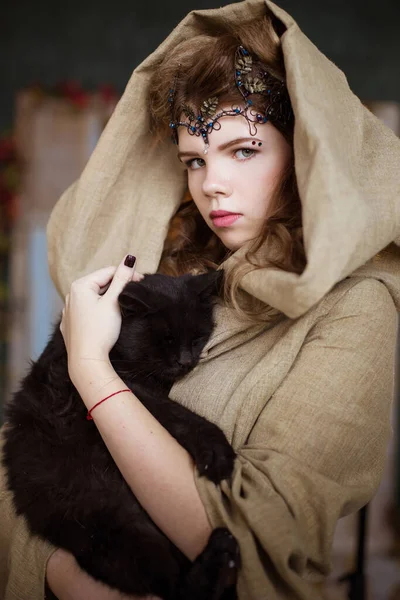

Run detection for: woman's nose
[[201, 165, 232, 198]]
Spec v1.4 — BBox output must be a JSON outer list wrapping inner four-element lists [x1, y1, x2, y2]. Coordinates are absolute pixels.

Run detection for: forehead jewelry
[[168, 46, 293, 152]]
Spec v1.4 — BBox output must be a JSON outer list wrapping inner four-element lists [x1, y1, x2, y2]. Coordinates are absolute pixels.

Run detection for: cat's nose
[[177, 352, 192, 368]]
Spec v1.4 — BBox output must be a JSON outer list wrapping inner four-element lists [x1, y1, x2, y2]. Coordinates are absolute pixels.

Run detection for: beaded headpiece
[[168, 46, 293, 153]]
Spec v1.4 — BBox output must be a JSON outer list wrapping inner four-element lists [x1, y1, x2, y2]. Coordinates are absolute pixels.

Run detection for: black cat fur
[[2, 271, 239, 600]]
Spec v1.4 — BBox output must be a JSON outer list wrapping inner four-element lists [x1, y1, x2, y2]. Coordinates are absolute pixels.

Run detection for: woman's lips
[[210, 212, 242, 228]]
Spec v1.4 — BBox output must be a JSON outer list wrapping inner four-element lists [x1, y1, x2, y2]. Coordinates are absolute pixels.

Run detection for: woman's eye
[[235, 148, 256, 160], [186, 158, 205, 170], [165, 336, 174, 345]]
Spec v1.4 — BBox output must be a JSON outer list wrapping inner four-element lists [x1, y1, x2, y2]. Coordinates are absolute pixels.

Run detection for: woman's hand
[[59, 255, 143, 383], [46, 548, 161, 600]]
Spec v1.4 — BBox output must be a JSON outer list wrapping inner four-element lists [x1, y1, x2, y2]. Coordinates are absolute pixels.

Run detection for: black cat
[[2, 271, 239, 600]]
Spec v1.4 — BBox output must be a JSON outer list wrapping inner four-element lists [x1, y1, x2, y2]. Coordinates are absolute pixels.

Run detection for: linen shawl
[[1, 1, 400, 599]]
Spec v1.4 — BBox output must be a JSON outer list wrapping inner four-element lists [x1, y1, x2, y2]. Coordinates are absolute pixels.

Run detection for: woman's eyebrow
[[177, 137, 263, 160]]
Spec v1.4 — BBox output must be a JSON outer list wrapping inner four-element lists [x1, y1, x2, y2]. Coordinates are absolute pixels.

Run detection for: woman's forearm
[[46, 548, 90, 600], [46, 548, 157, 600], [69, 358, 212, 561]]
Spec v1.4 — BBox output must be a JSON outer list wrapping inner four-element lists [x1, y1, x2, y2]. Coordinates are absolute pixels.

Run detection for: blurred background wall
[[2, 0, 400, 132]]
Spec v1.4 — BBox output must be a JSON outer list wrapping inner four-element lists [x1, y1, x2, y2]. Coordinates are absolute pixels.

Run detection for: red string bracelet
[[86, 389, 132, 420]]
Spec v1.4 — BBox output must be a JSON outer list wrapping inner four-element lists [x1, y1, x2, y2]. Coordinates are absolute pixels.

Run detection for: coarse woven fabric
[[1, 0, 399, 599]]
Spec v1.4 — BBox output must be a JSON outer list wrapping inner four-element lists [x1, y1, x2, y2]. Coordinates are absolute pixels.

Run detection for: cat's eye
[[192, 337, 205, 348], [165, 335, 174, 345]]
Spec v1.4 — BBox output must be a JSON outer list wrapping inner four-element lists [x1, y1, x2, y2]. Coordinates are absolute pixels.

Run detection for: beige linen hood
[[47, 0, 400, 318]]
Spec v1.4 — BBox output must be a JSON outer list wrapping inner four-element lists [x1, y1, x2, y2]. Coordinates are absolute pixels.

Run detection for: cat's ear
[[118, 281, 156, 316], [186, 270, 224, 301]]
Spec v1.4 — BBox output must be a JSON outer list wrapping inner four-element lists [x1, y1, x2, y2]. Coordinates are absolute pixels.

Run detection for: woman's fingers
[[67, 256, 143, 300], [72, 265, 118, 295], [105, 255, 137, 299], [132, 271, 145, 282], [98, 269, 143, 295]]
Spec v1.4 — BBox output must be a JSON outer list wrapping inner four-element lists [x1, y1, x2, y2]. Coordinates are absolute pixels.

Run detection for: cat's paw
[[178, 528, 239, 600], [202, 527, 240, 586], [194, 429, 236, 484], [207, 528, 240, 566]]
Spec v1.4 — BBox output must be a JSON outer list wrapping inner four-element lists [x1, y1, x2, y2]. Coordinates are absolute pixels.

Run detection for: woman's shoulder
[[311, 275, 397, 327]]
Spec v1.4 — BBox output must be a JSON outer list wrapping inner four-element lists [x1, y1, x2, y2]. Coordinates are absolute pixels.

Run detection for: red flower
[[98, 84, 118, 104], [69, 91, 90, 109], [57, 80, 82, 97]]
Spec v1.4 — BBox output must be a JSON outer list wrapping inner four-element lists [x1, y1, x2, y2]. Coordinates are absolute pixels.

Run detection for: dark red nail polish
[[124, 255, 136, 268]]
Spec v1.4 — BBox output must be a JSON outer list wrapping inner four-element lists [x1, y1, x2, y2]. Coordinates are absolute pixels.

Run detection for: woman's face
[[177, 110, 292, 251]]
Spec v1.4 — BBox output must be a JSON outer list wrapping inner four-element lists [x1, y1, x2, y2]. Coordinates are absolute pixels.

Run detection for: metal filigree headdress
[[168, 46, 293, 153]]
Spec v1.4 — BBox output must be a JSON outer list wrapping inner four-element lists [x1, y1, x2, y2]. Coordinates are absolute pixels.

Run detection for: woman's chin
[[216, 231, 251, 252]]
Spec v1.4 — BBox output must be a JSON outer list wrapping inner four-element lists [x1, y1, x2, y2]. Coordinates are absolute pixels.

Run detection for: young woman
[[1, 1, 399, 599]]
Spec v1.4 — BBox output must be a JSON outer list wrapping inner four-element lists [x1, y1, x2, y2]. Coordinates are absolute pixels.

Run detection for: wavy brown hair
[[148, 10, 305, 322]]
